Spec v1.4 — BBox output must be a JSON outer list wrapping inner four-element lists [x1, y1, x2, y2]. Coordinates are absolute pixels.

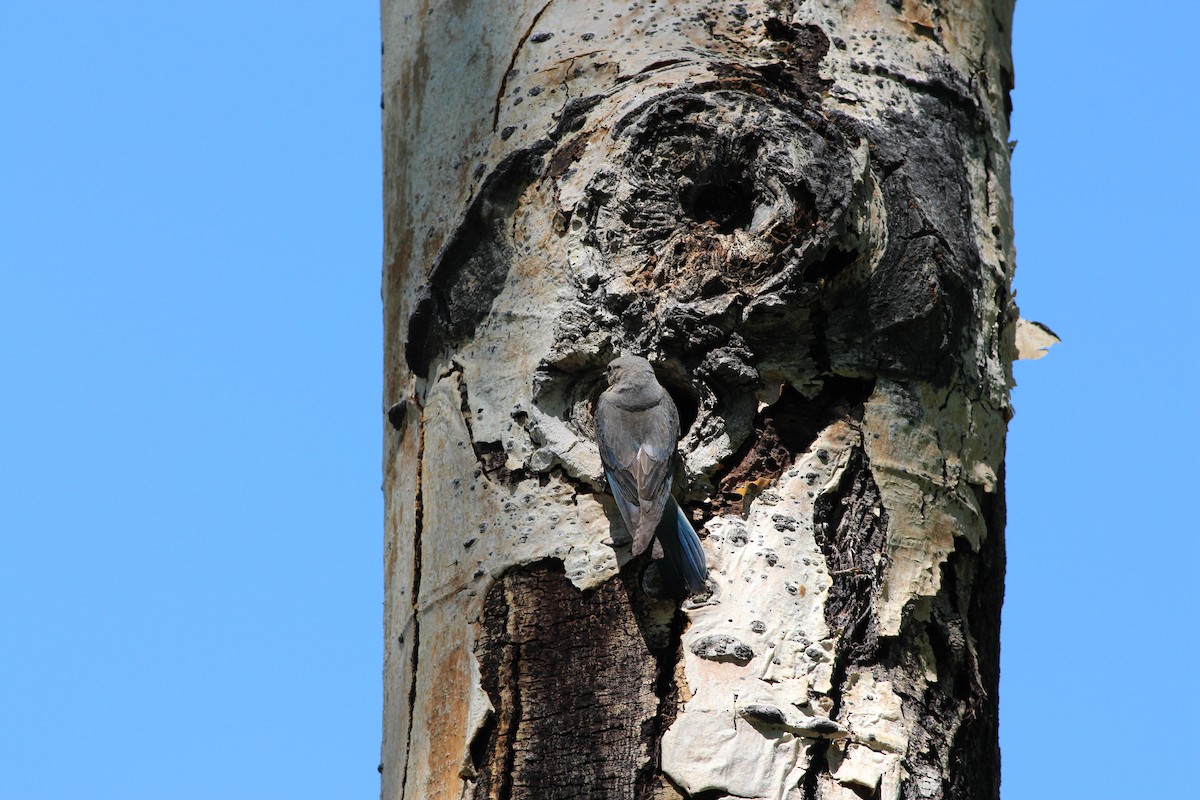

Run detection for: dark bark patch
[[874, 529, 1001, 800], [690, 634, 755, 664], [812, 446, 888, 664], [849, 60, 976, 122], [471, 560, 678, 800], [758, 19, 833, 99], [405, 144, 550, 378], [1000, 65, 1014, 124], [550, 95, 603, 140], [819, 96, 983, 384], [949, 480, 1004, 798], [803, 441, 890, 795], [475, 440, 528, 485], [546, 133, 589, 180], [867, 234, 968, 380], [711, 378, 873, 517], [386, 399, 409, 432], [741, 703, 788, 726]]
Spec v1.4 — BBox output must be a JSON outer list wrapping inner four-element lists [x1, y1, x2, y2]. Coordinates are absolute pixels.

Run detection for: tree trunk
[[380, 2, 1017, 799]]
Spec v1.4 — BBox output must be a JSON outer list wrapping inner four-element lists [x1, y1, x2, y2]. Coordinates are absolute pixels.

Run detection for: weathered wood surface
[[382, 2, 1018, 798]]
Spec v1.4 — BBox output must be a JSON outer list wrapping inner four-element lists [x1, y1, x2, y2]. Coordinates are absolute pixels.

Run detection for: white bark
[[382, 2, 1018, 798]]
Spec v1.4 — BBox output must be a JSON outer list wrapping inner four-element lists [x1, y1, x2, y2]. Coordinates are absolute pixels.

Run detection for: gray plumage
[[595, 356, 707, 593]]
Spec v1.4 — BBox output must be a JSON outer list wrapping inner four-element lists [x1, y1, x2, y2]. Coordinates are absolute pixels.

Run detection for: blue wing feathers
[[657, 496, 708, 594]]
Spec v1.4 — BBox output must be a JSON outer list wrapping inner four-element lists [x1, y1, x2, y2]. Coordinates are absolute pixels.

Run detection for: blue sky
[[1, 2, 1195, 798], [1003, 3, 1200, 798]]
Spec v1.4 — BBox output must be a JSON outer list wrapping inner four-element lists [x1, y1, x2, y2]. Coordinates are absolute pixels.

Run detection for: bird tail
[[657, 496, 708, 595]]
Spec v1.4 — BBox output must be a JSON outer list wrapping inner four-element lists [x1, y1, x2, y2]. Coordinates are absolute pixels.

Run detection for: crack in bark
[[493, 0, 556, 131], [634, 602, 687, 800], [452, 365, 531, 487], [799, 739, 827, 800], [813, 443, 889, 666], [795, 436, 888, 800], [396, 408, 425, 797]]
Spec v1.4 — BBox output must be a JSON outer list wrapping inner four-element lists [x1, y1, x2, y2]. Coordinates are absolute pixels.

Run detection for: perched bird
[[595, 355, 708, 594]]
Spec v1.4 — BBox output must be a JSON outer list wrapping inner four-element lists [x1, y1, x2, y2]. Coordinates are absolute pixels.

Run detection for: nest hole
[[682, 178, 754, 233], [656, 368, 700, 437]]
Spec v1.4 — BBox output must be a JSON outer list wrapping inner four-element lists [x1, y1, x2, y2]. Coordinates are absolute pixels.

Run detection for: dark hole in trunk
[[656, 370, 700, 437], [683, 180, 754, 233]]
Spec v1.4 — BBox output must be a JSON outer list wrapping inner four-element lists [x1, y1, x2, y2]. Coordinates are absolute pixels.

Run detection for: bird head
[[605, 355, 656, 387]]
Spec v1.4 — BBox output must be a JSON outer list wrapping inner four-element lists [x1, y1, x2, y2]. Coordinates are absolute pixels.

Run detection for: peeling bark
[[383, 2, 1018, 799]]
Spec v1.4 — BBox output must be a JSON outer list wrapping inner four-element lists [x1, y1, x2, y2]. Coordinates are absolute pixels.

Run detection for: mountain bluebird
[[595, 356, 708, 594]]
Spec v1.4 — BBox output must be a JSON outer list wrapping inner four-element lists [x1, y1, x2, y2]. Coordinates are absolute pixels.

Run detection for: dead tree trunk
[[381, 2, 1019, 798]]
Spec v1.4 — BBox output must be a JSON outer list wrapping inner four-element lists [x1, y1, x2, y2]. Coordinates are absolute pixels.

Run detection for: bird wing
[[596, 393, 679, 555], [657, 495, 708, 594]]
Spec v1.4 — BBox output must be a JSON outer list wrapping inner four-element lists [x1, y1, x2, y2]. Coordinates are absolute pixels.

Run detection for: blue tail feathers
[[657, 496, 708, 594]]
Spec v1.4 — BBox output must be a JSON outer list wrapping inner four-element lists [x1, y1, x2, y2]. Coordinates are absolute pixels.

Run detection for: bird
[[595, 355, 708, 594]]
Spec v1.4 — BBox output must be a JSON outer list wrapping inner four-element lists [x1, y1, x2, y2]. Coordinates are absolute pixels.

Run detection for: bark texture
[[381, 2, 1019, 798]]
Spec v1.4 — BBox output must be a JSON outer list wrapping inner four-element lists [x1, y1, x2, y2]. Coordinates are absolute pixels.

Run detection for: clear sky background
[[1, 2, 1195, 799]]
